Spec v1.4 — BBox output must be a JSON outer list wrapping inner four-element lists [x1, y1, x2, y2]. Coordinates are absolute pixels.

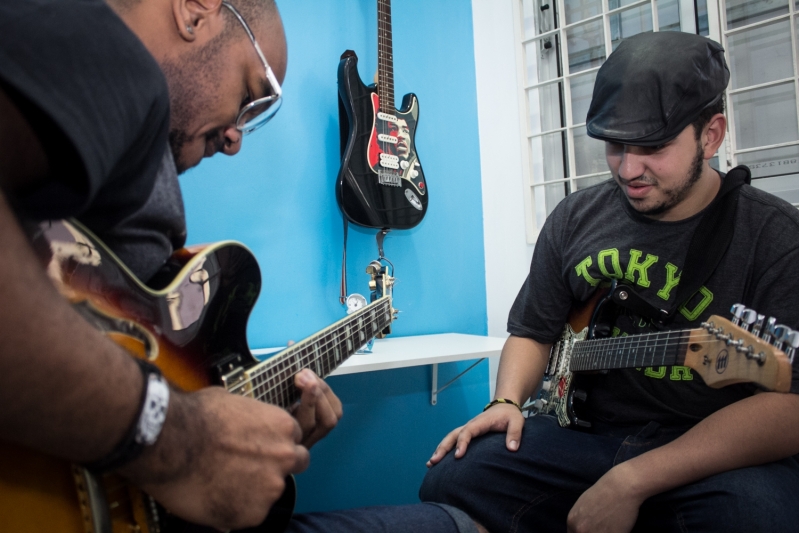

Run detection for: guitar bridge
[[378, 170, 401, 186]]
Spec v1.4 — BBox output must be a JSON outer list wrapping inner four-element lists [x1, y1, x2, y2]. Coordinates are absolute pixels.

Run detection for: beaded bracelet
[[483, 398, 523, 413]]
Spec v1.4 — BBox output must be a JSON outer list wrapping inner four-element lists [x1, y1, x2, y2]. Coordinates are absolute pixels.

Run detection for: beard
[[620, 141, 705, 217], [159, 39, 226, 174]]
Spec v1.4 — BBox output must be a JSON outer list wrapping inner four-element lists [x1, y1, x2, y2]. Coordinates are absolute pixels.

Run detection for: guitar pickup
[[377, 112, 398, 123], [377, 134, 398, 144], [379, 154, 399, 169]]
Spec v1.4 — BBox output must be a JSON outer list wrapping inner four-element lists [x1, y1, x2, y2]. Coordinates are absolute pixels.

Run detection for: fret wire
[[569, 328, 698, 372], [250, 304, 392, 403], [229, 300, 392, 401], [252, 302, 388, 378]]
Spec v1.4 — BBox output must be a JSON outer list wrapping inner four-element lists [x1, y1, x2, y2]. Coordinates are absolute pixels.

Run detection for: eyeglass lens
[[238, 96, 283, 133]]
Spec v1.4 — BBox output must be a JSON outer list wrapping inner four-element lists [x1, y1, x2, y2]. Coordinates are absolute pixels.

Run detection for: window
[[719, 0, 799, 208], [514, 0, 799, 242]]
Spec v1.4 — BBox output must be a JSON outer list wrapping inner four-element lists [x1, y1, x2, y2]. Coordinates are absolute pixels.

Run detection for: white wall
[[472, 0, 536, 397]]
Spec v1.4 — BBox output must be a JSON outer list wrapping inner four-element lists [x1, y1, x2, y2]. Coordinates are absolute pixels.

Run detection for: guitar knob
[[414, 161, 420, 167], [400, 160, 409, 169], [572, 389, 588, 402], [411, 170, 419, 178], [730, 304, 746, 326]]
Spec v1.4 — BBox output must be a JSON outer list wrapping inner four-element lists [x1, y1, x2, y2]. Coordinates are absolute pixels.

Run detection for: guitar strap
[[610, 165, 752, 324]]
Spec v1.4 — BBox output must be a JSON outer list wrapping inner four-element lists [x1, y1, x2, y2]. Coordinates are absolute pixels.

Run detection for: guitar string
[[231, 302, 390, 394], [251, 314, 392, 406], [228, 313, 767, 404], [231, 315, 388, 407], [245, 299, 391, 381], [569, 329, 778, 370], [226, 301, 392, 400]]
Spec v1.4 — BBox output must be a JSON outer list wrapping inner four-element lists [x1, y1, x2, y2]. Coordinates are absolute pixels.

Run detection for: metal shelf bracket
[[431, 358, 486, 405]]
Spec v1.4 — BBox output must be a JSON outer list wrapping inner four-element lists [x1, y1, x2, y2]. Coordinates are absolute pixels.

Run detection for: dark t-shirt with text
[[508, 176, 799, 426]]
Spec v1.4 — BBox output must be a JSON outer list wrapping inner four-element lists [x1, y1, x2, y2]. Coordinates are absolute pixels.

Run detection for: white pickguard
[[538, 323, 589, 427]]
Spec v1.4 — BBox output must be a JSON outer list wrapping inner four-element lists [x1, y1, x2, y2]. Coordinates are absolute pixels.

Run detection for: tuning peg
[[784, 330, 799, 364], [761, 317, 778, 343], [730, 304, 746, 326], [751, 314, 766, 337], [740, 309, 758, 331], [772, 325, 790, 350]]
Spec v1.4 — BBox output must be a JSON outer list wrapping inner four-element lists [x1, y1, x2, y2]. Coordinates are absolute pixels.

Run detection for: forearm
[[619, 392, 799, 500], [0, 191, 142, 462], [494, 335, 551, 404]]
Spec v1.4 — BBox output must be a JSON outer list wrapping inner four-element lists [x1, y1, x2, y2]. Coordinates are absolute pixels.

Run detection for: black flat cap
[[586, 32, 729, 146]]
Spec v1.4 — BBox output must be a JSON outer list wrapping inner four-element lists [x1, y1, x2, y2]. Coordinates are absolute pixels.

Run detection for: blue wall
[[180, 0, 488, 511]]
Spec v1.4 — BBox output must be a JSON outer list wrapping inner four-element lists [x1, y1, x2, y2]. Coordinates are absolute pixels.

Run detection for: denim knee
[[641, 457, 799, 533]]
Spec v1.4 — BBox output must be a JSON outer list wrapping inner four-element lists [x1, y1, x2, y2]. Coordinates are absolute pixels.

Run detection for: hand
[[120, 387, 310, 531], [567, 464, 646, 533], [291, 369, 343, 448], [427, 403, 525, 467]]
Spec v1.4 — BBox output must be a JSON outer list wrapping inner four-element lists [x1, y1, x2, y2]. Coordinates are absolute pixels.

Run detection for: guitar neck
[[377, 0, 395, 111], [232, 296, 393, 408], [570, 329, 695, 371]]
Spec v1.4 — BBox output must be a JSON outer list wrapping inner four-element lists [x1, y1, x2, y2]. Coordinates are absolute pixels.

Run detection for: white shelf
[[328, 333, 505, 376], [252, 333, 506, 405]]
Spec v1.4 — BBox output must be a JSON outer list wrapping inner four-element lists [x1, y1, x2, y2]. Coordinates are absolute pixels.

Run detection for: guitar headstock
[[684, 304, 796, 392], [366, 260, 397, 338]]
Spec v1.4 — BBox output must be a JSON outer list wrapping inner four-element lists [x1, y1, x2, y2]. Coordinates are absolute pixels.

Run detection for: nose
[[222, 125, 242, 156], [618, 146, 646, 181]]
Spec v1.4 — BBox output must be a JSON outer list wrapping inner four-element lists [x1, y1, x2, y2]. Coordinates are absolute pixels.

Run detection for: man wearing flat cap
[[420, 31, 799, 533]]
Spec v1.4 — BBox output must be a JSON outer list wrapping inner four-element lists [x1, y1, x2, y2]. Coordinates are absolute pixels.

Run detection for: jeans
[[286, 503, 479, 533], [420, 414, 799, 533]]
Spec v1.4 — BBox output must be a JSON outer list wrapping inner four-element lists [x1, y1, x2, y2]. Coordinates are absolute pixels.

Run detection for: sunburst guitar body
[[0, 219, 396, 532]]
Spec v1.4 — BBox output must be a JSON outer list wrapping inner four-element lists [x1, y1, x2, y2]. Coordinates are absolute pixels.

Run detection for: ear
[[172, 0, 224, 42], [702, 113, 726, 160]]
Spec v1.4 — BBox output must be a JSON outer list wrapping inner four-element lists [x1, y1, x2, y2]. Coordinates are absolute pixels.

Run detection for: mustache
[[615, 173, 657, 186]]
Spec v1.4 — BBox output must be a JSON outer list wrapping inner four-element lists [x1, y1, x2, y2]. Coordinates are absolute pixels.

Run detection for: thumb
[[505, 414, 524, 452]]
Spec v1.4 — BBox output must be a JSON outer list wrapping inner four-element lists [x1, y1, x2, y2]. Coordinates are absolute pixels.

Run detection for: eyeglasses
[[221, 1, 283, 134]]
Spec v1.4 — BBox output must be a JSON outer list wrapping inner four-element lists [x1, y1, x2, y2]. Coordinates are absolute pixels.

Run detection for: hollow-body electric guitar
[[336, 0, 428, 229], [0, 219, 397, 533], [536, 286, 796, 428]]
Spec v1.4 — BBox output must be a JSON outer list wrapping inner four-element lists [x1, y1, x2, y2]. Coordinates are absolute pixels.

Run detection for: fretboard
[[377, 0, 395, 111], [231, 296, 393, 408], [570, 329, 692, 372]]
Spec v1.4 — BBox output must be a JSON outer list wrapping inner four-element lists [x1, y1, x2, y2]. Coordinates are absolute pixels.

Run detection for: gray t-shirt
[[86, 147, 188, 284], [508, 174, 799, 426]]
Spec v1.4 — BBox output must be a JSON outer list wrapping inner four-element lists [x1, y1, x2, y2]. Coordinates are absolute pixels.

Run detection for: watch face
[[346, 294, 368, 314], [136, 374, 170, 446]]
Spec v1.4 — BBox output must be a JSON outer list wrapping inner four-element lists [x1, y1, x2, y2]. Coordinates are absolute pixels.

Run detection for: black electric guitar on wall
[[336, 0, 428, 229], [536, 285, 796, 429], [0, 219, 397, 533]]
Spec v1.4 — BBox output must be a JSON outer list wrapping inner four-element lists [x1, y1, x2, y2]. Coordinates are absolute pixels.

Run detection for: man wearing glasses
[[0, 0, 489, 531], [0, 0, 334, 531]]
